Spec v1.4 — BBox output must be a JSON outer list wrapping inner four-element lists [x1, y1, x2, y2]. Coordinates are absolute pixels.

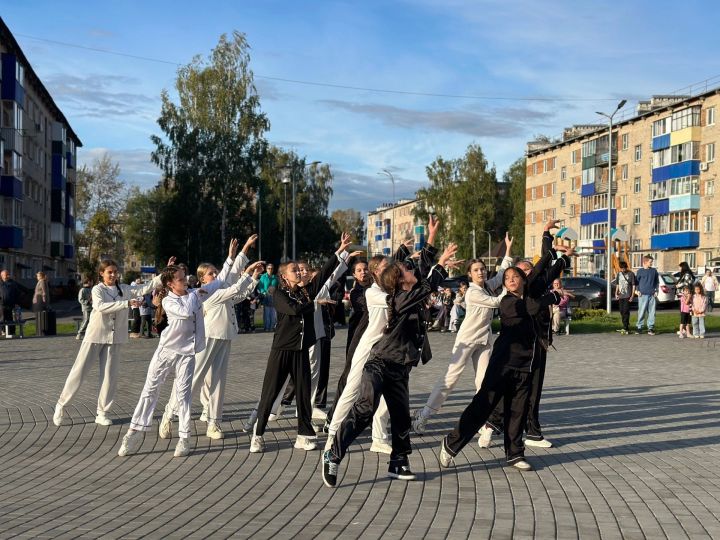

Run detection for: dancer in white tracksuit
[[324, 217, 441, 454], [53, 258, 167, 427], [412, 233, 513, 434], [162, 236, 261, 440], [117, 260, 258, 458]]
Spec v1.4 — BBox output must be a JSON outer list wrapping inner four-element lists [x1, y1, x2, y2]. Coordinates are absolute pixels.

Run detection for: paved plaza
[[0, 329, 719, 539]]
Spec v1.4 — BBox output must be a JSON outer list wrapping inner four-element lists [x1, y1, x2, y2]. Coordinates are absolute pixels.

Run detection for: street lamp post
[[281, 169, 291, 262], [471, 228, 477, 259], [480, 230, 492, 267], [378, 169, 396, 254], [596, 99, 627, 314], [295, 161, 321, 259]]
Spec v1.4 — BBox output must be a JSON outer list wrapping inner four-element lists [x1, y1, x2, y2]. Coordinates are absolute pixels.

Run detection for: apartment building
[[0, 18, 81, 285], [525, 89, 720, 275], [366, 199, 427, 257]]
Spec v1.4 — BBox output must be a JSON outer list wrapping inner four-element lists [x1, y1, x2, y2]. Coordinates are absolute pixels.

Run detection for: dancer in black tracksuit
[[481, 222, 573, 448], [439, 264, 561, 472], [249, 232, 353, 453], [322, 241, 459, 487]]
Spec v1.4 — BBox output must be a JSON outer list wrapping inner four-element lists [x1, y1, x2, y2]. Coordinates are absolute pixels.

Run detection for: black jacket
[[346, 280, 370, 353], [488, 290, 561, 372], [369, 263, 447, 367], [271, 253, 344, 351], [0, 279, 20, 308], [531, 231, 571, 348]]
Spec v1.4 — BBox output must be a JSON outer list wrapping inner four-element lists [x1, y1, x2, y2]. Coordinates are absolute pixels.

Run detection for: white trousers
[[325, 351, 390, 449], [422, 339, 493, 417], [58, 342, 121, 415], [166, 338, 230, 422], [130, 347, 195, 438]]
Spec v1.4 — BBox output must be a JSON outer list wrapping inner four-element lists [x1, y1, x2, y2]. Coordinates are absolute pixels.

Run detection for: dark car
[[440, 277, 469, 293], [560, 276, 609, 309]]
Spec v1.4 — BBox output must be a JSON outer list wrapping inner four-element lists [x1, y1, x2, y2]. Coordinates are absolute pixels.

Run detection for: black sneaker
[[322, 450, 339, 488], [388, 463, 416, 481], [634, 329, 641, 335]]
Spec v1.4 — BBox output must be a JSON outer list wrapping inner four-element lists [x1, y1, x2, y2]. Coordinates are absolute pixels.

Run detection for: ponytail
[[154, 265, 180, 324], [378, 262, 404, 334]]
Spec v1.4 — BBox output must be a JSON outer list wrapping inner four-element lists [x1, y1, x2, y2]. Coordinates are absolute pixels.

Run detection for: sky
[[2, 0, 719, 214]]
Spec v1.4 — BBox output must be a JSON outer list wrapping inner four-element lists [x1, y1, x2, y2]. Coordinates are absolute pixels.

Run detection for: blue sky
[[3, 0, 719, 214]]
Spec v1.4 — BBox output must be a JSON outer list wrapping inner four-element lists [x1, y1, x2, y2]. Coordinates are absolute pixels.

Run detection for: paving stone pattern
[[0, 330, 719, 539]]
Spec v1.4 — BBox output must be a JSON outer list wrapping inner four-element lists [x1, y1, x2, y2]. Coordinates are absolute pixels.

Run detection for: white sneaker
[[118, 431, 142, 457], [243, 409, 258, 433], [294, 435, 318, 451], [478, 425, 494, 448], [370, 439, 392, 454], [174, 438, 190, 457], [249, 435, 265, 453], [411, 409, 428, 435], [439, 439, 454, 468], [206, 422, 224, 440], [159, 411, 172, 439], [524, 438, 553, 448], [199, 408, 208, 422], [53, 403, 64, 427], [312, 408, 327, 421], [510, 460, 533, 472], [95, 413, 112, 426], [269, 404, 285, 422]]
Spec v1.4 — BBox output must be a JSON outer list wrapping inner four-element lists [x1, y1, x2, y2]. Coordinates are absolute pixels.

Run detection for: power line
[[15, 32, 620, 103]]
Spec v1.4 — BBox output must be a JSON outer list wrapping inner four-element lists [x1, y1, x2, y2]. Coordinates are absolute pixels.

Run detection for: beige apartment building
[[525, 89, 720, 276], [0, 18, 81, 286], [367, 199, 427, 257]]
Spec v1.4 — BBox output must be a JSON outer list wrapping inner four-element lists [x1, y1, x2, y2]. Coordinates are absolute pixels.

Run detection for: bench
[[2, 317, 34, 339]]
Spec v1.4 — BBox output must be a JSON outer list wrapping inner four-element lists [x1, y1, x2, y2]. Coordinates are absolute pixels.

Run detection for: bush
[[570, 308, 614, 322]]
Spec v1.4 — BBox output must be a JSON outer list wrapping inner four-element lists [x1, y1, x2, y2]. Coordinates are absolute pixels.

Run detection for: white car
[[657, 273, 678, 305]]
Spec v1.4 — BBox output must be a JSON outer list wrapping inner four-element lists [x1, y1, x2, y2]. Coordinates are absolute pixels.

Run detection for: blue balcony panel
[[382, 247, 391, 255], [382, 233, 391, 240], [66, 152, 74, 169], [63, 244, 74, 259], [51, 155, 66, 190], [374, 234, 383, 242], [592, 239, 606, 254], [0, 175, 23, 199], [652, 134, 671, 152], [65, 215, 75, 229], [581, 183, 596, 197], [668, 194, 701, 212], [140, 266, 157, 274], [0, 226, 23, 249], [1, 55, 25, 108], [652, 160, 700, 183], [651, 199, 669, 217], [651, 231, 699, 250], [580, 209, 616, 227]]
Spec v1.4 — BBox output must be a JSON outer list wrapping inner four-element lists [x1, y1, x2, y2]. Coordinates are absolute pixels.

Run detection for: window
[[542, 210, 548, 222], [550, 157, 557, 170], [542, 184, 548, 198], [634, 208, 641, 224], [669, 176, 699, 196], [560, 192, 566, 207], [621, 164, 628, 180], [561, 166, 566, 181], [552, 182, 557, 195], [652, 117, 671, 137], [706, 180, 715, 196], [671, 106, 701, 131], [634, 144, 642, 161], [569, 204, 576, 217], [708, 107, 716, 126], [634, 177, 641, 193], [530, 212, 536, 224], [707, 143, 716, 163], [683, 252, 696, 269], [571, 176, 576, 192], [530, 236, 536, 250], [621, 133, 629, 150], [571, 151, 577, 165], [704, 215, 713, 233], [531, 187, 536, 200], [670, 141, 700, 163], [621, 195, 628, 209]]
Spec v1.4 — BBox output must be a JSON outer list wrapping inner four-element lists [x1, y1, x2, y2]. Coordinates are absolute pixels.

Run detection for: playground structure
[[551, 227, 631, 279]]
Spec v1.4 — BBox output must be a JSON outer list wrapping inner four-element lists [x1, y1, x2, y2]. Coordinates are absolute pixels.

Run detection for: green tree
[[124, 185, 171, 264], [503, 157, 527, 257], [151, 31, 269, 267], [414, 156, 457, 246], [331, 209, 365, 245]]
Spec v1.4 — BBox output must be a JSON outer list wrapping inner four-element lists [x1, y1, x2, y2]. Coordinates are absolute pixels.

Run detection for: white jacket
[[83, 276, 161, 345], [203, 268, 258, 340], [346, 282, 389, 367], [158, 278, 226, 355], [455, 256, 513, 347]]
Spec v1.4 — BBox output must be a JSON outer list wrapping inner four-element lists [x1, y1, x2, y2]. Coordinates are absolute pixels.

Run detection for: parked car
[[560, 276, 609, 309], [440, 277, 469, 293], [657, 273, 678, 305]]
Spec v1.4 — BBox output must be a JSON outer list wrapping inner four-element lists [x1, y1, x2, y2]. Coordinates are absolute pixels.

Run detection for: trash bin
[[36, 310, 46, 336], [46, 309, 57, 336], [36, 310, 57, 336]]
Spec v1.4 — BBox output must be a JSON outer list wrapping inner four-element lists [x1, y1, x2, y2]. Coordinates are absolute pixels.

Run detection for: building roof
[[0, 17, 82, 146], [526, 86, 720, 159]]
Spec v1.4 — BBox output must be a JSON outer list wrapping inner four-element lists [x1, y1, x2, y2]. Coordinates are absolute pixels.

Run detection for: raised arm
[[486, 233, 514, 292], [91, 285, 130, 314]]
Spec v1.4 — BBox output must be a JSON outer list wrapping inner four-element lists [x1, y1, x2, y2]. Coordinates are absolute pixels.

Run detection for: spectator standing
[[0, 270, 20, 337], [437, 287, 455, 332], [77, 278, 93, 340], [635, 255, 660, 335], [550, 278, 575, 335], [678, 286, 692, 339], [258, 263, 279, 331], [701, 270, 718, 312], [613, 261, 636, 334], [129, 278, 143, 338], [139, 292, 154, 338], [691, 283, 708, 338], [676, 262, 696, 292], [448, 282, 467, 333], [33, 272, 50, 312]]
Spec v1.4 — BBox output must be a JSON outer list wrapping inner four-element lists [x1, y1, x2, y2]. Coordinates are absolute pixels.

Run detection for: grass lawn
[[490, 313, 720, 335]]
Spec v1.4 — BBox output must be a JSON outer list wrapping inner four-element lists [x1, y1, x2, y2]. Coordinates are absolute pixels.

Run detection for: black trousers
[[130, 308, 141, 333], [618, 298, 631, 331], [1, 306, 15, 335], [256, 348, 315, 437], [331, 357, 411, 464], [487, 349, 547, 441], [282, 338, 332, 408], [445, 361, 532, 464], [140, 315, 153, 337]]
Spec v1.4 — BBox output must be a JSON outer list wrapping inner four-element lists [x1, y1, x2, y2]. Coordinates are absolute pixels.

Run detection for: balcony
[[652, 161, 700, 183], [1, 55, 25, 108], [1, 128, 23, 154], [64, 244, 74, 259], [0, 175, 22, 199], [50, 241, 63, 257], [580, 209, 616, 227], [651, 199, 669, 217], [668, 194, 701, 212], [0, 225, 23, 249], [652, 134, 671, 152], [596, 152, 618, 166], [66, 151, 74, 169], [651, 231, 699, 250]]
